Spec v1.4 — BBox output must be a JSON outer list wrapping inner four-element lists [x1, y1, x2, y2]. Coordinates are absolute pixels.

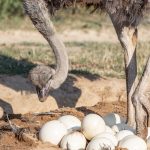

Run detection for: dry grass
[[0, 8, 149, 78], [0, 41, 149, 78], [0, 8, 123, 31]]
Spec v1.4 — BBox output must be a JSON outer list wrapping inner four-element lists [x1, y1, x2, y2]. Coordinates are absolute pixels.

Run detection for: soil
[[0, 75, 126, 114], [0, 101, 127, 150], [0, 27, 129, 149], [0, 73, 128, 150]]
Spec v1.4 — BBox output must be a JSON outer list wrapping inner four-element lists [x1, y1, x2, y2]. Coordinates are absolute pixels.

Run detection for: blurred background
[[0, 0, 149, 78]]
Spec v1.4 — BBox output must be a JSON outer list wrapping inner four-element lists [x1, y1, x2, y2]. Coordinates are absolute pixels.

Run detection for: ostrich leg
[[110, 16, 138, 127], [132, 57, 150, 139], [119, 27, 138, 127]]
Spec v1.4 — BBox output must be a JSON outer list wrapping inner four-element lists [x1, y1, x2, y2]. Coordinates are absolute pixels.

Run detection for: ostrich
[[23, 0, 150, 139]]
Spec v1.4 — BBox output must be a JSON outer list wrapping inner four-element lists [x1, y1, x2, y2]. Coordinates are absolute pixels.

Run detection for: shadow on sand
[[0, 54, 100, 111]]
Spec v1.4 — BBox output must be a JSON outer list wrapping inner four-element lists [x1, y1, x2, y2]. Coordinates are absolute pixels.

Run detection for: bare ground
[[0, 75, 126, 114], [0, 101, 127, 150], [0, 74, 127, 150]]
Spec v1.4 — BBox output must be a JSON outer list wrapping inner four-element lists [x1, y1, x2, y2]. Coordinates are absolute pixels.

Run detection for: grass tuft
[[0, 41, 149, 78]]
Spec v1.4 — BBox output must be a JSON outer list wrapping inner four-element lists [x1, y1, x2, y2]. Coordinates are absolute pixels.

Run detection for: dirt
[[0, 101, 127, 150], [0, 73, 128, 150], [0, 74, 126, 114]]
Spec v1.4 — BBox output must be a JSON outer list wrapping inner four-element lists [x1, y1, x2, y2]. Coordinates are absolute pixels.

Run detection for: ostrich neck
[[47, 35, 69, 89], [23, 0, 68, 89], [41, 7, 69, 89]]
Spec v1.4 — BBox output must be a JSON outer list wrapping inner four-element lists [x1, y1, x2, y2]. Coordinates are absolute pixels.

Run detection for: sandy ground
[[0, 27, 149, 45], [0, 29, 118, 44], [0, 74, 126, 114], [0, 101, 127, 150]]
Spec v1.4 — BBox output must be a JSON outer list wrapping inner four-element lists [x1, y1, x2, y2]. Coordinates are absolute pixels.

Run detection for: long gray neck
[[23, 0, 68, 89], [47, 34, 68, 89]]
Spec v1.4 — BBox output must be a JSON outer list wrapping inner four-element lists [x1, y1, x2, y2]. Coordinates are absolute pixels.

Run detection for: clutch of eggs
[[38, 113, 149, 150]]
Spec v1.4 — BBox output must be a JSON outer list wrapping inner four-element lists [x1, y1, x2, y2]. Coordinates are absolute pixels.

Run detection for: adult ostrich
[[23, 0, 150, 139]]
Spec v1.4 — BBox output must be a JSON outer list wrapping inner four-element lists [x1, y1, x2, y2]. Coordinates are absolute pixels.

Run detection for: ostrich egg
[[81, 114, 106, 140], [116, 130, 134, 142], [105, 125, 115, 135], [58, 115, 81, 133], [119, 135, 147, 150], [39, 120, 67, 145], [93, 132, 118, 146], [86, 137, 115, 150], [112, 123, 135, 133], [60, 131, 86, 150], [103, 113, 125, 127]]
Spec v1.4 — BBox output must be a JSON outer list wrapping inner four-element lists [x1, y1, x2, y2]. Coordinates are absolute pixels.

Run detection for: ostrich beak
[[36, 86, 49, 102]]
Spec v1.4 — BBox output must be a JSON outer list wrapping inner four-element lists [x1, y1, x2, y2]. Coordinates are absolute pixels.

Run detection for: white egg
[[93, 132, 118, 146], [39, 120, 67, 145], [58, 115, 81, 133], [81, 114, 106, 140], [119, 135, 147, 150], [112, 124, 120, 133], [105, 125, 115, 135], [116, 130, 134, 142], [86, 137, 115, 150], [103, 113, 125, 127], [112, 123, 135, 133], [60, 131, 86, 150]]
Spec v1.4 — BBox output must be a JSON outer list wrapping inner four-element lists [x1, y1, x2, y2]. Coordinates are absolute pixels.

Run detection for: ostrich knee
[[132, 57, 150, 139], [132, 94, 148, 139], [138, 98, 150, 127]]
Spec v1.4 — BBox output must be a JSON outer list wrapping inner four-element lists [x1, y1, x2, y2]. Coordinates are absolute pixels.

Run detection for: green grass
[[0, 7, 149, 31], [0, 0, 23, 19], [0, 8, 111, 31], [0, 41, 149, 78]]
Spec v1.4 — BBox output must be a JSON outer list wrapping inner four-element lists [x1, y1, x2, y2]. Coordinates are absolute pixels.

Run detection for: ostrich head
[[24, 0, 69, 102], [29, 65, 56, 102]]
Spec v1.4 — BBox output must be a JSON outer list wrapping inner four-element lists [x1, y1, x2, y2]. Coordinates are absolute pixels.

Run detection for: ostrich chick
[[29, 65, 55, 102]]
